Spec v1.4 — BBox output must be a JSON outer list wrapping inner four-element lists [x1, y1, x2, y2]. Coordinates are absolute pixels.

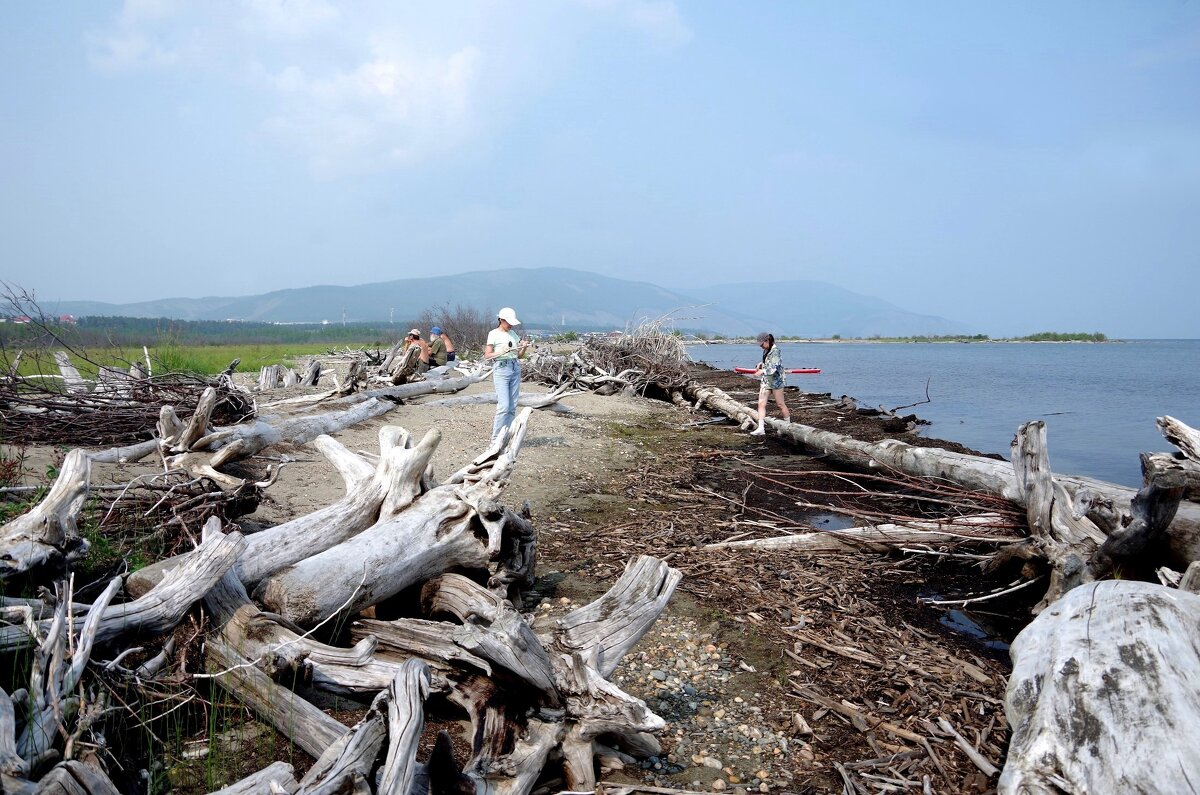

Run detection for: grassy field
[[9, 342, 355, 379]]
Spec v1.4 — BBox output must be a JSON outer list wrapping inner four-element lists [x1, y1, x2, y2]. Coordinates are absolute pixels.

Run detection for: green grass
[[6, 342, 351, 379]]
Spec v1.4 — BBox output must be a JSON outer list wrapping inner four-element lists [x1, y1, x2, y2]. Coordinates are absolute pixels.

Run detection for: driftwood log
[[704, 513, 1022, 552], [680, 380, 1200, 562], [0, 449, 92, 578], [1001, 580, 1200, 793], [156, 386, 402, 488], [0, 375, 683, 795]]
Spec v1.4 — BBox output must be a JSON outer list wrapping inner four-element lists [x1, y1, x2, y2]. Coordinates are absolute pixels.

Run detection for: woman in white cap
[[484, 307, 529, 442]]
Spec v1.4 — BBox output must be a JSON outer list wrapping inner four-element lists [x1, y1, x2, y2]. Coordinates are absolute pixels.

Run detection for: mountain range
[[45, 267, 968, 338]]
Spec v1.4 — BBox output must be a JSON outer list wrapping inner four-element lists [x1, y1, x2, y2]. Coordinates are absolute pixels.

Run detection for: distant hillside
[[47, 267, 967, 338], [677, 280, 970, 338]]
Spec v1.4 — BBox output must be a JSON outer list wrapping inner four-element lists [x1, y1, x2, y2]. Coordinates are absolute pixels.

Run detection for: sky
[[1, 1, 1198, 338]]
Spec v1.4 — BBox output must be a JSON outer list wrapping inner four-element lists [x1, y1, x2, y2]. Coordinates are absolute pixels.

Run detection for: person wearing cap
[[405, 328, 432, 373], [750, 332, 790, 435], [485, 307, 530, 442], [428, 326, 449, 367]]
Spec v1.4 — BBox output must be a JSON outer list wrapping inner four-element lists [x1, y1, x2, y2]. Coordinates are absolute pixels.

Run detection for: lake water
[[688, 339, 1200, 488]]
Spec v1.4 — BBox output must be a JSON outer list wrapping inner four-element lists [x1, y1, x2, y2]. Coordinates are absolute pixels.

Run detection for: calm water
[[690, 340, 1200, 488]]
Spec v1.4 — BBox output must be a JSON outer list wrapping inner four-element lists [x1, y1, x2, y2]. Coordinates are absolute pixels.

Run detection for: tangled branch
[[525, 316, 691, 396]]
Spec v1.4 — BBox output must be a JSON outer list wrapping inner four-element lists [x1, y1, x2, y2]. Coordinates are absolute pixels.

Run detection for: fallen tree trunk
[[156, 386, 401, 487], [128, 425, 438, 595], [704, 514, 1022, 552], [1, 526, 245, 653], [332, 369, 489, 407], [204, 636, 348, 761], [1000, 580, 1200, 793], [680, 380, 1200, 561]]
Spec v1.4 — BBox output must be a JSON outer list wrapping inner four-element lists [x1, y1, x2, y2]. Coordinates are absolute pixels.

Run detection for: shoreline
[[685, 338, 1121, 345]]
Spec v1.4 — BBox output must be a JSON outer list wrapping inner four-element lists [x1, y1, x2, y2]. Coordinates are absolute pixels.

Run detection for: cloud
[[627, 1, 692, 48], [238, 0, 340, 40], [574, 0, 692, 47], [87, 1, 692, 176], [257, 39, 485, 176]]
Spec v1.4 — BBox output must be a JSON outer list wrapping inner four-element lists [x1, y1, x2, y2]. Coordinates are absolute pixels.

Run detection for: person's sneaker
[[750, 425, 766, 436]]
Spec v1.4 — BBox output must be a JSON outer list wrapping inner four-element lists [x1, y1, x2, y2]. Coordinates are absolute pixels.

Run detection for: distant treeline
[[0, 316, 409, 348], [1014, 331, 1108, 342]]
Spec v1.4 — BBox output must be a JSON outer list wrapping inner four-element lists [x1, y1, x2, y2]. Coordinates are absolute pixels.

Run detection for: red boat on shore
[[734, 367, 821, 375]]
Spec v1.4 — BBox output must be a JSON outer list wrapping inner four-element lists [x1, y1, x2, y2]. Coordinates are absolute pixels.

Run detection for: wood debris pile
[[526, 321, 692, 397], [538, 428, 1020, 792], [2, 387, 682, 794], [1, 350, 252, 446]]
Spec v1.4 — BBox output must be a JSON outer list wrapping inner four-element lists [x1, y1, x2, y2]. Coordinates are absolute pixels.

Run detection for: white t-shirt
[[487, 328, 521, 360]]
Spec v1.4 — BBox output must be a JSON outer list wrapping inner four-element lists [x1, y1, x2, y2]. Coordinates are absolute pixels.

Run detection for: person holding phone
[[484, 307, 529, 442]]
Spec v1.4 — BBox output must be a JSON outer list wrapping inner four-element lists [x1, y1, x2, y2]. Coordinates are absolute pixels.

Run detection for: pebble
[[611, 616, 786, 790]]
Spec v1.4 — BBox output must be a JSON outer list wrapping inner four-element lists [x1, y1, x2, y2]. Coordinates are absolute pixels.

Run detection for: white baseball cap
[[408, 328, 421, 336], [497, 307, 521, 325]]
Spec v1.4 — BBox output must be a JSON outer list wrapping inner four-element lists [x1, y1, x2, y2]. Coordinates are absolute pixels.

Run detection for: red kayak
[[734, 367, 821, 375]]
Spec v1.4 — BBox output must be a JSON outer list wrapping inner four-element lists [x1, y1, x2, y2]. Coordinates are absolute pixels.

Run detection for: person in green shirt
[[429, 327, 448, 367]]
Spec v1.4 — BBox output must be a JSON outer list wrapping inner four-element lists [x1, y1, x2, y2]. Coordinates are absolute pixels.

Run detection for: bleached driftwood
[[1011, 421, 1105, 609], [258, 365, 282, 391], [204, 636, 347, 761], [704, 514, 1021, 552], [128, 426, 437, 595], [549, 555, 681, 678], [0, 449, 91, 578], [21, 760, 121, 795], [1, 526, 245, 653], [681, 381, 1200, 560], [1160, 415, 1200, 462], [331, 369, 488, 407], [156, 386, 400, 488], [203, 566, 408, 698], [1001, 580, 1200, 794], [419, 383, 582, 412], [422, 574, 557, 696], [52, 352, 88, 394], [299, 358, 323, 387], [377, 660, 431, 795], [294, 699, 386, 794], [255, 409, 535, 626], [208, 762, 298, 795], [14, 578, 119, 772], [1143, 452, 1200, 497], [260, 366, 485, 410]]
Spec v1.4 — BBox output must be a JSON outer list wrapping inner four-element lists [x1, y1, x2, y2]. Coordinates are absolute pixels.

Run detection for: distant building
[[13, 315, 31, 324], [58, 314, 76, 325]]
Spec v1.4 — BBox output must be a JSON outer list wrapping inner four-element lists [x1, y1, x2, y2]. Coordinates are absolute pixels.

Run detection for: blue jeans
[[491, 360, 521, 442]]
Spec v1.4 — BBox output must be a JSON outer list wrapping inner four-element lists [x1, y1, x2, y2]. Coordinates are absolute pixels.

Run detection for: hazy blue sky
[[2, 2, 1197, 337]]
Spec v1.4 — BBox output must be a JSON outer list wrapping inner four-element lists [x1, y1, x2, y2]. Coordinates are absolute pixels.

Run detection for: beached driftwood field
[[3, 327, 1200, 794]]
